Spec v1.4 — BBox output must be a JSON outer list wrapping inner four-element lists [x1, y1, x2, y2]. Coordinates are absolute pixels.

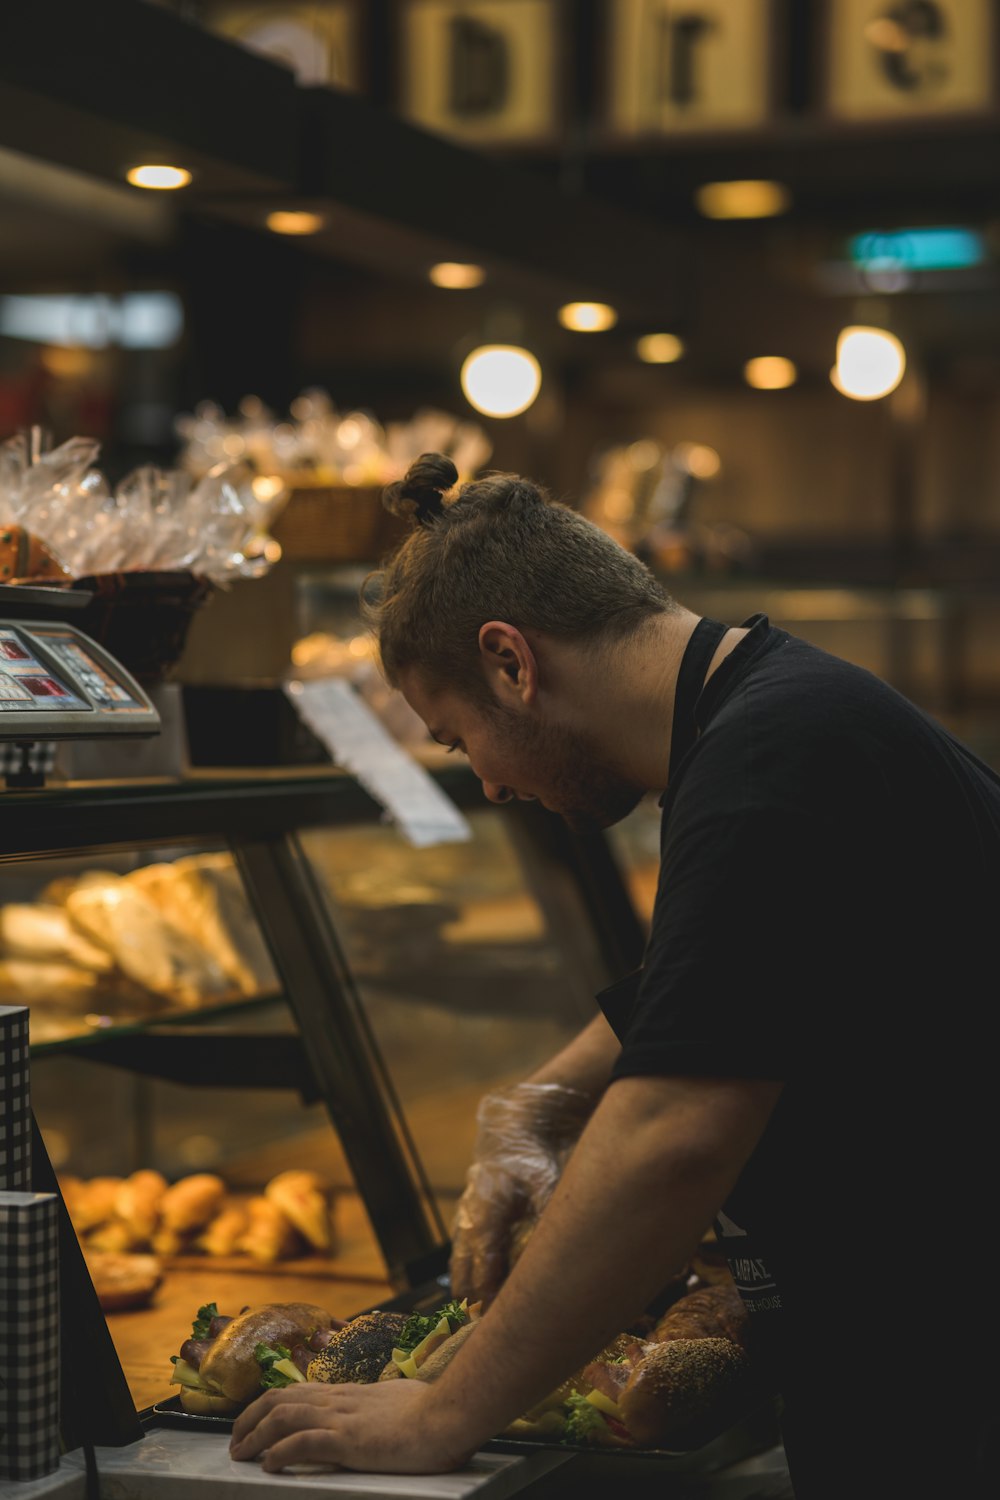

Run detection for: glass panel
[[0, 843, 280, 1047], [300, 807, 609, 1233]]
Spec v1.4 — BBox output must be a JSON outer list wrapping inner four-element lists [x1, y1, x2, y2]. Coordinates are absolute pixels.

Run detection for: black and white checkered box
[[0, 1006, 30, 1192], [0, 1191, 60, 1480]]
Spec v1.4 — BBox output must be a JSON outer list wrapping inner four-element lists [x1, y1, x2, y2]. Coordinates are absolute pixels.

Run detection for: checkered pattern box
[[0, 1192, 60, 1480], [0, 1007, 30, 1191]]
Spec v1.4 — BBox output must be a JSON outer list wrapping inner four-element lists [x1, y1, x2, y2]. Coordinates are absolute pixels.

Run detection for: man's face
[[400, 670, 644, 834]]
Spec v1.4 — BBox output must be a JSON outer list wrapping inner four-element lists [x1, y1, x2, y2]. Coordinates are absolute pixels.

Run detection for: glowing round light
[[636, 332, 684, 364], [674, 442, 721, 479], [126, 165, 192, 190], [695, 179, 791, 220], [460, 344, 542, 418], [266, 210, 325, 236], [744, 356, 798, 390], [429, 262, 486, 289], [831, 326, 906, 401], [558, 301, 618, 333]]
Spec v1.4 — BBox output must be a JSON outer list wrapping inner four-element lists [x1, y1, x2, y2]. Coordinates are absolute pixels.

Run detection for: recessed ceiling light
[[460, 345, 542, 418], [266, 210, 326, 236], [429, 262, 486, 289], [558, 301, 618, 332], [744, 356, 797, 390], [126, 165, 192, 190], [636, 333, 685, 364], [695, 180, 791, 220]]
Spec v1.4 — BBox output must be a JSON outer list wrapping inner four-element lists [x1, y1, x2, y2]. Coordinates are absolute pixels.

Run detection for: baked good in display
[[62, 1168, 338, 1268], [159, 1174, 226, 1233], [85, 1250, 163, 1312], [132, 854, 278, 996], [0, 904, 115, 972], [264, 1169, 333, 1252], [237, 1195, 303, 1263], [0, 851, 278, 1026], [65, 882, 231, 1007]]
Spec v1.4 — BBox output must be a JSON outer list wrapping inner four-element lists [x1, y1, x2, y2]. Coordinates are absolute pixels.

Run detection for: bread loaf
[[651, 1280, 749, 1349]]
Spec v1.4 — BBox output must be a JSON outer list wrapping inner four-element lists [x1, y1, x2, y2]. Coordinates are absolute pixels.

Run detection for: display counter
[[1, 765, 637, 1433], [1, 763, 783, 1493]]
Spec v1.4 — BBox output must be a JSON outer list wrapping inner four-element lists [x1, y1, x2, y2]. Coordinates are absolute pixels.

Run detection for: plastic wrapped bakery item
[[0, 525, 71, 584]]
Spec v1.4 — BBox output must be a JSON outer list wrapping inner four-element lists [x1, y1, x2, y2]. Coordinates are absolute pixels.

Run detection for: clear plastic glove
[[449, 1082, 592, 1307]]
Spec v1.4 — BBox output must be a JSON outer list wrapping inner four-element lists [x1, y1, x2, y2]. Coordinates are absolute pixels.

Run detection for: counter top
[[1, 1431, 570, 1500]]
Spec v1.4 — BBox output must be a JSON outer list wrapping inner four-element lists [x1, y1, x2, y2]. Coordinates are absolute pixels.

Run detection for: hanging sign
[[824, 0, 995, 121], [397, 0, 560, 144], [606, 0, 775, 137]]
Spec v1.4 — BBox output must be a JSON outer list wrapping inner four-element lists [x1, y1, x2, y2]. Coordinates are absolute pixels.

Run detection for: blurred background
[[2, 0, 1000, 757]]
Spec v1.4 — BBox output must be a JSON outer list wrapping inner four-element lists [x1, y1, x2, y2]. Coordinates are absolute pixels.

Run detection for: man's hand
[[228, 1378, 476, 1476], [449, 1081, 592, 1306]]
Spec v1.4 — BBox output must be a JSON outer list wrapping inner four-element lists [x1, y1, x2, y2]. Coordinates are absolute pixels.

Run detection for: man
[[231, 455, 997, 1497]]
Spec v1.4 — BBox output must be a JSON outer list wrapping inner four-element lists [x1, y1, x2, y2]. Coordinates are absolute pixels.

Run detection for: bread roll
[[197, 1205, 248, 1258], [264, 1170, 333, 1253], [200, 1303, 334, 1405], [236, 1196, 301, 1262], [618, 1337, 753, 1447], [160, 1174, 226, 1233], [307, 1312, 407, 1386], [0, 904, 115, 972], [67, 1176, 124, 1231], [115, 1169, 168, 1242], [0, 958, 100, 1007], [651, 1281, 749, 1349], [65, 883, 230, 1006]]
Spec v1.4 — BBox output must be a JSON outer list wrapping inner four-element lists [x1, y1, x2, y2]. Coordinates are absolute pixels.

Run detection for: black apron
[[595, 616, 730, 1043]]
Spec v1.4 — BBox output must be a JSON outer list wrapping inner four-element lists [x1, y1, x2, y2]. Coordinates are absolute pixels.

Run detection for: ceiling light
[[744, 356, 797, 390], [126, 165, 192, 190], [695, 180, 791, 220], [558, 301, 618, 332], [266, 211, 325, 236], [460, 344, 541, 418], [831, 326, 905, 401], [636, 333, 685, 364], [429, 262, 486, 289]]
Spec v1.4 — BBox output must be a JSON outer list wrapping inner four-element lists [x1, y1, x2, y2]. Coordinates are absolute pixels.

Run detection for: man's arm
[[230, 1070, 783, 1474], [525, 1010, 621, 1098]]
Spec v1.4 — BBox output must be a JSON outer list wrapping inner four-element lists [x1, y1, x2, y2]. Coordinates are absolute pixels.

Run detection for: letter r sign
[[607, 0, 775, 137]]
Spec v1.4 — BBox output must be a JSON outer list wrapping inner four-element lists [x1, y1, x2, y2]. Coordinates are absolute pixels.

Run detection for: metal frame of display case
[[2, 765, 642, 1449]]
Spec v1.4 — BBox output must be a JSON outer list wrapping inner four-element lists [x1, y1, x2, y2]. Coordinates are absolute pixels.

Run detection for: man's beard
[[489, 703, 644, 835]]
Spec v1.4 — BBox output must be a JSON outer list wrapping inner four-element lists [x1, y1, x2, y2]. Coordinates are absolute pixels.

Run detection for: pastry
[[264, 1169, 333, 1253]]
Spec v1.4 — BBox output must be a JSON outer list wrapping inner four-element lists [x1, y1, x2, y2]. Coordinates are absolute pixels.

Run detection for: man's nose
[[483, 780, 513, 804]]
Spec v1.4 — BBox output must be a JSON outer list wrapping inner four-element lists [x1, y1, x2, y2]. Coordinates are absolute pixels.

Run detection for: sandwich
[[170, 1301, 338, 1415]]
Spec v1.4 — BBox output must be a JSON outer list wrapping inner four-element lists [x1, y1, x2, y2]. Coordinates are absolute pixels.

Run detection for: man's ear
[[478, 622, 538, 706]]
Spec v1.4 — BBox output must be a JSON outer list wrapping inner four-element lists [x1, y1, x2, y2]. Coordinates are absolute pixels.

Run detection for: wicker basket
[[271, 485, 407, 563], [72, 570, 214, 685]]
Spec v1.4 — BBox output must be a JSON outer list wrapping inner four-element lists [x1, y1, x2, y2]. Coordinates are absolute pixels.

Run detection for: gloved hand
[[449, 1082, 593, 1307]]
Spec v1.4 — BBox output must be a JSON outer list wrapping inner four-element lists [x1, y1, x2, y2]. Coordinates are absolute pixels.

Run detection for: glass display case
[[2, 764, 637, 1443]]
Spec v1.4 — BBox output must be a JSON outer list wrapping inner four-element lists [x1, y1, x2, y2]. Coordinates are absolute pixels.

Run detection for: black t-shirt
[[602, 616, 1000, 1496]]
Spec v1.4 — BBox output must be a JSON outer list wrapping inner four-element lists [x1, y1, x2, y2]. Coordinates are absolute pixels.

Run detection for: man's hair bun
[[382, 453, 458, 526]]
